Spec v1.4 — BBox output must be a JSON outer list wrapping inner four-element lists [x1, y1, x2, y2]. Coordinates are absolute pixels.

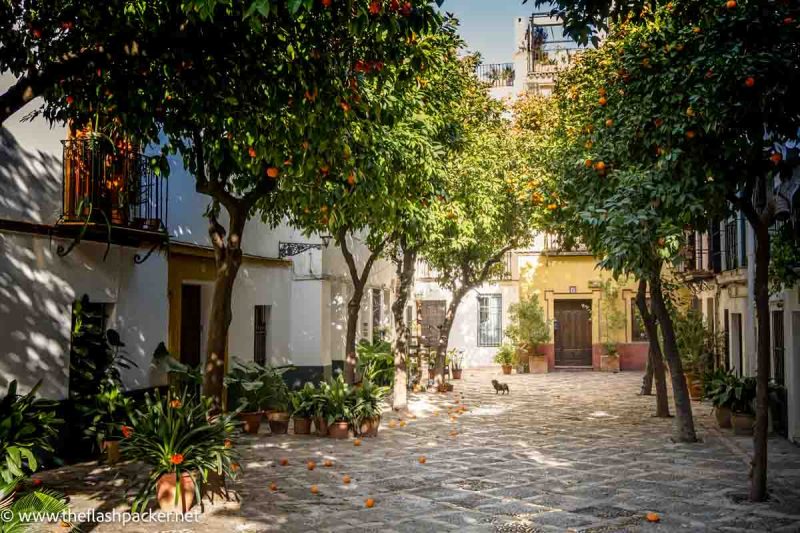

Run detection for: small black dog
[[491, 379, 509, 394]]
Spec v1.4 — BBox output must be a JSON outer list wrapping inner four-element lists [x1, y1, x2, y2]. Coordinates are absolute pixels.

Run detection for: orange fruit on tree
[[322, 0, 332, 7], [598, 96, 607, 106], [248, 146, 256, 158], [594, 161, 606, 173], [266, 167, 280, 178], [745, 76, 755, 88], [605, 119, 613, 127], [307, 460, 316, 471], [66, 95, 75, 106], [547, 203, 558, 211], [686, 106, 695, 117], [770, 152, 782, 164], [342, 475, 351, 484], [347, 172, 356, 185], [310, 484, 319, 494], [584, 159, 593, 168], [725, 0, 736, 8], [365, 498, 375, 508], [685, 130, 696, 139], [646, 512, 660, 522]]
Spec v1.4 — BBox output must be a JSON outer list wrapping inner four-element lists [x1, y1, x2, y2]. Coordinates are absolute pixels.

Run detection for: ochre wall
[[518, 253, 648, 370]]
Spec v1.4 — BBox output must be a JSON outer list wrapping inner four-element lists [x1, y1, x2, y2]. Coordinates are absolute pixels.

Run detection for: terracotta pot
[[327, 421, 350, 439], [601, 354, 620, 373], [293, 417, 312, 435], [529, 354, 548, 374], [501, 365, 513, 375], [714, 406, 732, 429], [237, 411, 262, 434], [358, 416, 381, 437], [315, 417, 329, 436], [156, 472, 196, 513], [451, 369, 463, 380], [685, 373, 703, 400], [267, 411, 290, 435], [731, 412, 755, 436], [103, 439, 121, 465]]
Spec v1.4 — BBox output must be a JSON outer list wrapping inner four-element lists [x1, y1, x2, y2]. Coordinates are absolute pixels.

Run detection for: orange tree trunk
[[344, 285, 363, 384], [391, 245, 416, 410], [649, 273, 696, 441], [434, 289, 465, 384], [636, 278, 670, 418], [750, 222, 771, 502]]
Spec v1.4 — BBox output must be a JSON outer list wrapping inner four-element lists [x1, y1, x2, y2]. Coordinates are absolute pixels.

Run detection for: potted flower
[[320, 374, 354, 439], [224, 360, 271, 434], [729, 376, 757, 436], [448, 349, 464, 380], [493, 344, 516, 375], [122, 389, 239, 513], [289, 383, 319, 435], [703, 367, 736, 428], [86, 385, 132, 465], [505, 294, 551, 374], [263, 366, 291, 435], [352, 380, 388, 437]]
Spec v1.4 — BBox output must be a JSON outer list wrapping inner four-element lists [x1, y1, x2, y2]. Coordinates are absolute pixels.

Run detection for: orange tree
[[1, 0, 449, 408], [422, 84, 548, 383], [548, 0, 800, 500]]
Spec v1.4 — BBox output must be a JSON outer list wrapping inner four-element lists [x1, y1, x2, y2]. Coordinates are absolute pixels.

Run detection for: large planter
[[293, 417, 312, 435], [315, 417, 329, 437], [601, 353, 620, 373], [102, 439, 121, 465], [451, 368, 463, 380], [501, 365, 513, 375], [237, 411, 262, 434], [731, 412, 755, 436], [156, 472, 196, 513], [267, 411, 290, 435], [358, 416, 381, 437], [529, 354, 548, 374], [685, 373, 703, 400], [327, 421, 350, 439], [714, 406, 732, 429]]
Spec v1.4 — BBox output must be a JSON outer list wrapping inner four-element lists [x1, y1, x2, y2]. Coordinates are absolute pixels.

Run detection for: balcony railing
[[527, 41, 582, 74], [475, 63, 515, 88], [61, 137, 167, 235], [543, 233, 589, 254], [678, 231, 717, 280]]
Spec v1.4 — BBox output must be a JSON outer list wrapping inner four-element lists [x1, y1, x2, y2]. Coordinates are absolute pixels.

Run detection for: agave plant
[[121, 388, 240, 512]]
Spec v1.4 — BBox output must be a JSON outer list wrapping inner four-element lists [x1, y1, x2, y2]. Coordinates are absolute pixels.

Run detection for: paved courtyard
[[41, 369, 800, 532]]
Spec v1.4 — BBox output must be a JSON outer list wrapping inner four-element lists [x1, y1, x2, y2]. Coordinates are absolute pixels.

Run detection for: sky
[[439, 0, 540, 64]]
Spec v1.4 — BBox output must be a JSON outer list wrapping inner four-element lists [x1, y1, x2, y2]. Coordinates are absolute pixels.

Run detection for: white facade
[[0, 72, 393, 398]]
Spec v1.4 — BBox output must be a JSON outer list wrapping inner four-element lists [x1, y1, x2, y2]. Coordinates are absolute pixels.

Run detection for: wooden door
[[419, 300, 446, 348], [554, 300, 592, 367], [180, 284, 202, 368]]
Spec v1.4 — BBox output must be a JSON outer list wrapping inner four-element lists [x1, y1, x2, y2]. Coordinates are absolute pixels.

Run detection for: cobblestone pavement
[[40, 369, 800, 532]]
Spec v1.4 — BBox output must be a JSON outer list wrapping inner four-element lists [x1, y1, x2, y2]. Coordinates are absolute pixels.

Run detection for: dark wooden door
[[554, 300, 592, 367], [419, 300, 446, 348], [180, 284, 202, 368]]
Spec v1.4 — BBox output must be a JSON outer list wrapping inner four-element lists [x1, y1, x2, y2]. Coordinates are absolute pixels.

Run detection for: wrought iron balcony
[[677, 232, 717, 281], [61, 137, 168, 236], [543, 233, 589, 255], [475, 63, 515, 88]]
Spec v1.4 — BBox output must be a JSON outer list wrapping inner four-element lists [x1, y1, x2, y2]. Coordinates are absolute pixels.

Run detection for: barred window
[[254, 305, 270, 365], [478, 295, 502, 347]]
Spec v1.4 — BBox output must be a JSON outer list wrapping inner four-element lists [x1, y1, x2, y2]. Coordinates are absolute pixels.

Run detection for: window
[[254, 305, 270, 365], [478, 295, 502, 347], [630, 299, 648, 342]]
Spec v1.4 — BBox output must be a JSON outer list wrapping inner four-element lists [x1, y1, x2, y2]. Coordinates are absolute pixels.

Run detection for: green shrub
[[356, 340, 394, 387], [505, 294, 551, 349], [493, 344, 516, 366]]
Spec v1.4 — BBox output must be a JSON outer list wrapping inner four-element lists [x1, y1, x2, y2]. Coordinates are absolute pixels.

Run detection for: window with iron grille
[[254, 305, 270, 365], [478, 295, 502, 347], [772, 310, 785, 386]]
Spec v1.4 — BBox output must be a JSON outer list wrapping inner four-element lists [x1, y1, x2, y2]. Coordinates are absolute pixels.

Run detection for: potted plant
[[674, 308, 715, 400], [426, 350, 436, 380], [449, 349, 464, 379], [352, 380, 389, 437], [505, 294, 551, 374], [356, 340, 395, 387], [224, 360, 271, 434], [703, 367, 736, 428], [289, 383, 318, 435], [263, 366, 291, 435], [493, 344, 516, 375], [729, 376, 757, 436], [122, 389, 239, 513], [86, 385, 133, 464], [320, 374, 354, 439], [601, 342, 620, 372]]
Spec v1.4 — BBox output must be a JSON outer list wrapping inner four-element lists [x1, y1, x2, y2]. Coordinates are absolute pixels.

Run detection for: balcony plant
[[224, 360, 271, 434], [448, 349, 464, 380], [289, 383, 320, 435], [493, 344, 516, 375], [122, 389, 240, 513], [505, 294, 551, 374], [319, 374, 355, 439], [352, 380, 389, 437]]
